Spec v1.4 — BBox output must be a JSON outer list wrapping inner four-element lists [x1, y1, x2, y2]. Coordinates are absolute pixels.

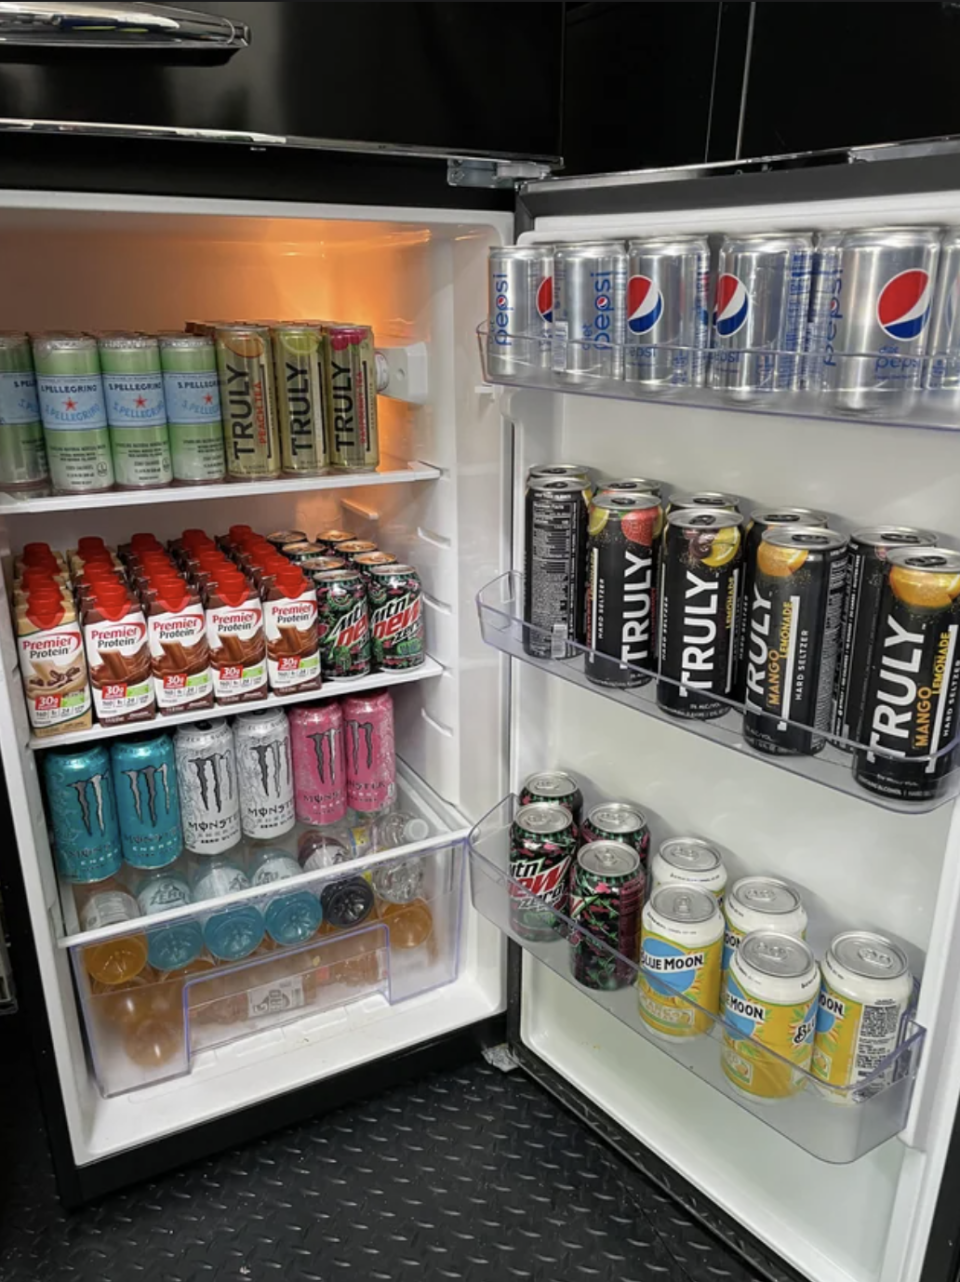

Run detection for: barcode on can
[[551, 623, 569, 660], [551, 322, 569, 374]]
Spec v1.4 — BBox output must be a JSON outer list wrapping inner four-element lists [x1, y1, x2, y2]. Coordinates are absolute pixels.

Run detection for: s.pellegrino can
[[324, 324, 380, 472], [855, 546, 960, 803], [110, 733, 182, 868], [569, 840, 644, 990], [552, 241, 627, 381], [743, 527, 849, 756], [518, 770, 584, 830], [487, 245, 553, 378], [234, 707, 295, 839], [99, 333, 172, 489], [32, 333, 114, 493], [585, 493, 662, 688], [801, 231, 845, 392], [927, 226, 960, 401], [314, 568, 371, 677], [657, 509, 744, 720], [625, 235, 710, 387], [523, 476, 588, 660], [509, 802, 578, 942], [215, 324, 281, 480], [272, 324, 328, 475], [368, 563, 425, 670], [158, 332, 226, 484], [0, 332, 48, 487], [174, 719, 241, 854], [43, 744, 122, 883]]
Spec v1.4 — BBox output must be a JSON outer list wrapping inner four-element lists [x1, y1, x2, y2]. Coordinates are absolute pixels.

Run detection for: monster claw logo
[[121, 763, 171, 825], [348, 720, 375, 771], [308, 728, 339, 784], [69, 774, 108, 835], [191, 751, 234, 812], [249, 740, 290, 797]]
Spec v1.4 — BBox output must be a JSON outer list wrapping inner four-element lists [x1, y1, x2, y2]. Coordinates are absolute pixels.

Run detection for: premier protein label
[[17, 619, 91, 730], [84, 609, 154, 722], [264, 594, 320, 691], [206, 601, 267, 700], [147, 603, 212, 709]]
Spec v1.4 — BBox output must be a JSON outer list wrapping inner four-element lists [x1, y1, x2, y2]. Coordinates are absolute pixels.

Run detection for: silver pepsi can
[[827, 226, 940, 413], [625, 236, 710, 387], [708, 233, 813, 396], [801, 231, 845, 391], [487, 245, 553, 379], [926, 227, 960, 400], [552, 241, 627, 381]]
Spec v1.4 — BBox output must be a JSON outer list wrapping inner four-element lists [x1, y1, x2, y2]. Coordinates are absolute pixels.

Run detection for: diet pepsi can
[[625, 236, 710, 387], [487, 245, 553, 379], [708, 233, 813, 396], [827, 226, 940, 413], [802, 231, 845, 391], [926, 227, 960, 399], [553, 242, 627, 381]]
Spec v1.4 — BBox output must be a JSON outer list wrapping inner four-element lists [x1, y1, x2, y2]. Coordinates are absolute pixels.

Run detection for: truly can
[[813, 931, 913, 1099], [32, 334, 114, 493], [282, 540, 329, 564], [174, 719, 241, 855], [316, 529, 357, 552], [585, 493, 662, 687], [721, 931, 820, 1099], [314, 568, 371, 678], [343, 690, 396, 814], [265, 529, 307, 551], [552, 241, 628, 381], [580, 802, 650, 862], [801, 231, 845, 392], [352, 551, 398, 577], [855, 546, 960, 802], [721, 875, 807, 974], [271, 324, 328, 475], [42, 744, 121, 883], [248, 847, 322, 946], [569, 841, 644, 989], [134, 867, 204, 972], [368, 563, 425, 671], [99, 334, 172, 489], [519, 770, 584, 830], [215, 324, 281, 480], [650, 837, 727, 901], [337, 540, 379, 560], [234, 708, 295, 840], [833, 527, 937, 749], [638, 885, 723, 1038], [599, 477, 664, 500], [828, 226, 941, 413], [743, 527, 849, 756], [523, 476, 588, 660], [487, 245, 554, 378], [708, 233, 813, 395], [0, 332, 48, 486], [509, 802, 578, 941], [657, 509, 744, 719], [528, 463, 594, 490], [110, 733, 182, 869], [324, 323, 380, 472], [927, 226, 960, 398], [190, 857, 264, 961], [664, 490, 740, 516], [625, 235, 710, 387], [158, 332, 226, 484], [290, 702, 347, 825], [734, 507, 829, 702]]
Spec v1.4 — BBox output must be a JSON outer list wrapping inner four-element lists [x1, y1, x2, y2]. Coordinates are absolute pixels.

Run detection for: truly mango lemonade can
[[638, 885, 723, 1038]]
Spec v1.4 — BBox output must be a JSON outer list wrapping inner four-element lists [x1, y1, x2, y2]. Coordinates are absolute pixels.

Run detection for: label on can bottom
[[111, 425, 173, 488], [638, 931, 722, 1036], [44, 429, 114, 493], [812, 981, 906, 1092], [169, 422, 227, 483], [721, 974, 818, 1098]]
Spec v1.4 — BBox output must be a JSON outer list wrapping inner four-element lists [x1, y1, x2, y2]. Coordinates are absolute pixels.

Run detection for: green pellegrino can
[[98, 333, 172, 490], [158, 332, 226, 484], [32, 333, 114, 494], [0, 332, 48, 487]]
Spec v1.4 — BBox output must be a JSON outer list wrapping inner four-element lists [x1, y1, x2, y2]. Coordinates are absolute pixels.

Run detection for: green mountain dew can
[[32, 334, 114, 493], [271, 325, 328, 475], [158, 332, 226, 484], [215, 324, 280, 480], [0, 332, 48, 487], [98, 333, 172, 489]]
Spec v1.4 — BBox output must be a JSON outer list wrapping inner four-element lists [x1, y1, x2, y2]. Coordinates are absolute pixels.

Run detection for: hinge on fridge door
[[447, 158, 553, 189]]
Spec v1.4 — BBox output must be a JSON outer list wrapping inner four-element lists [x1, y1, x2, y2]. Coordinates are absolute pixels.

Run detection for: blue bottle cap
[[264, 890, 322, 946], [202, 904, 264, 961], [146, 920, 204, 972]]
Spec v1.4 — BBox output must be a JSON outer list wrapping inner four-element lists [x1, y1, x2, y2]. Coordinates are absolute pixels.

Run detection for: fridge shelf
[[468, 795, 925, 1165], [477, 323, 960, 433], [477, 571, 960, 814]]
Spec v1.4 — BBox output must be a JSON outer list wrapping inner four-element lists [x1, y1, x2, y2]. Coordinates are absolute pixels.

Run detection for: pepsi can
[[827, 226, 940, 413], [708, 233, 813, 396], [625, 236, 710, 387], [926, 227, 960, 399], [487, 245, 553, 379], [801, 231, 844, 391], [553, 242, 627, 381]]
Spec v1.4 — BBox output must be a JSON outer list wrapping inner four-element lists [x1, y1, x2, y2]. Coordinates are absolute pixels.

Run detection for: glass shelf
[[469, 795, 926, 1165], [477, 571, 960, 814]]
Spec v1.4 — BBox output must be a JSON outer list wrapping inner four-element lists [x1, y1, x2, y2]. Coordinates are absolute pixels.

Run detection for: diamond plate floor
[[0, 1014, 764, 1282]]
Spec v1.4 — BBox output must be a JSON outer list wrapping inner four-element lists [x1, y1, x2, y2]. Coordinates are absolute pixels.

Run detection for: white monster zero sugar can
[[233, 707, 295, 839], [174, 718, 241, 854]]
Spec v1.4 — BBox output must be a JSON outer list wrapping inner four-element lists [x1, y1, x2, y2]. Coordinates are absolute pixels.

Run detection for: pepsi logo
[[537, 276, 553, 323], [496, 294, 508, 309], [627, 275, 663, 336], [877, 269, 932, 342], [713, 274, 750, 337], [596, 295, 611, 311]]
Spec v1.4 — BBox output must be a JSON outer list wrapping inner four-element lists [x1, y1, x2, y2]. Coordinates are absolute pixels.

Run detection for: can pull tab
[[675, 893, 693, 918]]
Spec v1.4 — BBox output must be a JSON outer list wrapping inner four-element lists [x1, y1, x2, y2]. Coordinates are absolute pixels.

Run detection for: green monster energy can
[[98, 333, 172, 489], [0, 333, 48, 487], [271, 325, 328, 475], [323, 324, 380, 472], [32, 333, 114, 494], [158, 332, 226, 484], [215, 324, 280, 480]]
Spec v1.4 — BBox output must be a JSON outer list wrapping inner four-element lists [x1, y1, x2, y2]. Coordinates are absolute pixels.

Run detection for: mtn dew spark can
[[216, 324, 280, 480], [580, 802, 650, 862], [33, 334, 113, 493], [314, 569, 371, 677], [638, 885, 723, 1038], [509, 802, 578, 941], [0, 333, 48, 486], [98, 334, 171, 489], [158, 332, 226, 483], [722, 931, 820, 1099], [569, 841, 644, 989], [272, 325, 328, 475], [111, 733, 182, 869], [368, 563, 424, 671]]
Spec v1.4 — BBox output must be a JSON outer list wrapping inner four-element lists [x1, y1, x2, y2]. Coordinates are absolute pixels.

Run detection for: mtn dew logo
[[322, 598, 371, 677], [638, 931, 721, 1038], [721, 972, 818, 1099]]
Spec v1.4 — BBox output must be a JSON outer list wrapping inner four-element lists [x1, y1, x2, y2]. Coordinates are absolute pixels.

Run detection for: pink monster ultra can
[[343, 690, 396, 814], [290, 702, 347, 825]]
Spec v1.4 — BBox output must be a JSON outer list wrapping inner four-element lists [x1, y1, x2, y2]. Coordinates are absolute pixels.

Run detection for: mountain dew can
[[638, 885, 723, 1037], [272, 325, 328, 475], [99, 334, 172, 489], [0, 333, 48, 486], [314, 569, 371, 677], [33, 334, 114, 493], [158, 332, 225, 483], [570, 841, 643, 989]]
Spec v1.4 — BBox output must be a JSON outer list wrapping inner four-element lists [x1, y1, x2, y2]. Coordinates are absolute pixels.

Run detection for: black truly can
[[518, 770, 584, 830], [314, 568, 371, 677], [733, 507, 829, 702], [834, 526, 937, 751], [367, 563, 425, 671], [509, 802, 579, 941], [743, 527, 849, 756], [569, 840, 645, 990], [855, 546, 960, 803], [664, 490, 740, 517], [580, 802, 650, 862], [598, 477, 665, 500], [657, 509, 744, 720], [528, 463, 595, 494], [523, 476, 588, 659], [585, 492, 662, 688]]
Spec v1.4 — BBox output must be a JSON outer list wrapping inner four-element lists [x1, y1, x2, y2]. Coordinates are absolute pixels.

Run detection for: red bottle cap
[[21, 542, 54, 562], [228, 525, 253, 541], [277, 568, 310, 597], [76, 536, 107, 554], [26, 591, 68, 629]]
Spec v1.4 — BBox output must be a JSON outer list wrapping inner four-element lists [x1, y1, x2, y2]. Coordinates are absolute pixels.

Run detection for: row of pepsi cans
[[487, 227, 960, 411]]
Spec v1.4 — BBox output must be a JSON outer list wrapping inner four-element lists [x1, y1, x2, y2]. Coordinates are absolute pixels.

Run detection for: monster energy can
[[272, 324, 328, 475], [323, 324, 380, 472], [98, 333, 172, 489], [233, 707, 295, 839], [158, 332, 226, 484], [215, 324, 281, 480], [0, 333, 48, 486], [42, 744, 122, 883], [32, 333, 113, 493], [110, 733, 182, 869], [174, 719, 241, 855]]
